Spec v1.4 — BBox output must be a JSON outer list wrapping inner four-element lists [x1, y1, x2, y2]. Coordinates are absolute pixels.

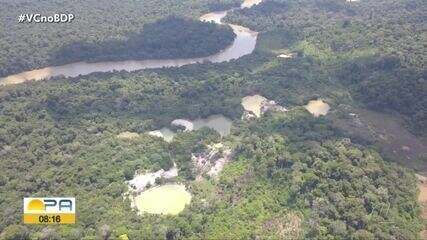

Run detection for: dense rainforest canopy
[[225, 0, 426, 137], [52, 17, 235, 64], [0, 0, 240, 76], [0, 68, 422, 238], [0, 0, 425, 239]]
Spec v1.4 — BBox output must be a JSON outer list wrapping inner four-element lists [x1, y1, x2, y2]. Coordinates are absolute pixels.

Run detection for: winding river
[[0, 0, 262, 86]]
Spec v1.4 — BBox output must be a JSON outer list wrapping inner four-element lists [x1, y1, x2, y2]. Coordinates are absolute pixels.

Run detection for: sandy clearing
[[242, 95, 268, 117], [117, 131, 139, 139], [305, 99, 330, 117]]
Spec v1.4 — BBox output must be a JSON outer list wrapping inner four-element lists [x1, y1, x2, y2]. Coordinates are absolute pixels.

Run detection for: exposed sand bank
[[147, 128, 175, 142], [117, 131, 139, 140], [305, 99, 330, 117], [241, 95, 287, 119]]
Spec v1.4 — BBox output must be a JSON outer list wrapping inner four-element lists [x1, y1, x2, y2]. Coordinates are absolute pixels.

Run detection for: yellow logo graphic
[[23, 197, 75, 224], [28, 199, 44, 210]]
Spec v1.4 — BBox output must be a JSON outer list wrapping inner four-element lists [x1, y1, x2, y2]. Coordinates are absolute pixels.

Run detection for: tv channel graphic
[[23, 197, 75, 224]]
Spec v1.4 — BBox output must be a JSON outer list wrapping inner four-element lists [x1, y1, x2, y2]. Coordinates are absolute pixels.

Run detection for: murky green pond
[[133, 184, 192, 215]]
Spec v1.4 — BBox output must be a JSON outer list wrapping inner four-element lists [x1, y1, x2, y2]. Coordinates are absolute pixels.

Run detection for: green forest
[[52, 17, 235, 63], [0, 68, 422, 238], [0, 0, 425, 239], [225, 0, 426, 137], [0, 0, 240, 76]]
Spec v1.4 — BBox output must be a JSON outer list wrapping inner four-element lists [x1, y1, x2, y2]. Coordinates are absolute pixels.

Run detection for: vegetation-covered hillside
[[0, 0, 425, 238], [226, 0, 426, 137], [0, 53, 423, 238]]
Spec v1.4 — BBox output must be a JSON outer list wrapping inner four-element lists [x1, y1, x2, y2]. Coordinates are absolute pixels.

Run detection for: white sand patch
[[200, 11, 227, 24], [171, 119, 194, 131], [148, 127, 175, 142], [305, 99, 330, 117], [126, 164, 184, 215], [128, 164, 178, 193], [242, 95, 268, 117], [242, 95, 287, 118], [241, 0, 263, 8], [117, 131, 139, 139], [207, 157, 227, 176], [128, 170, 163, 192], [193, 154, 210, 175], [277, 53, 294, 59], [193, 143, 232, 179], [211, 143, 224, 149], [148, 130, 163, 138], [262, 100, 288, 113], [0, 67, 54, 86], [207, 143, 232, 177], [162, 164, 178, 179], [402, 145, 411, 151]]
